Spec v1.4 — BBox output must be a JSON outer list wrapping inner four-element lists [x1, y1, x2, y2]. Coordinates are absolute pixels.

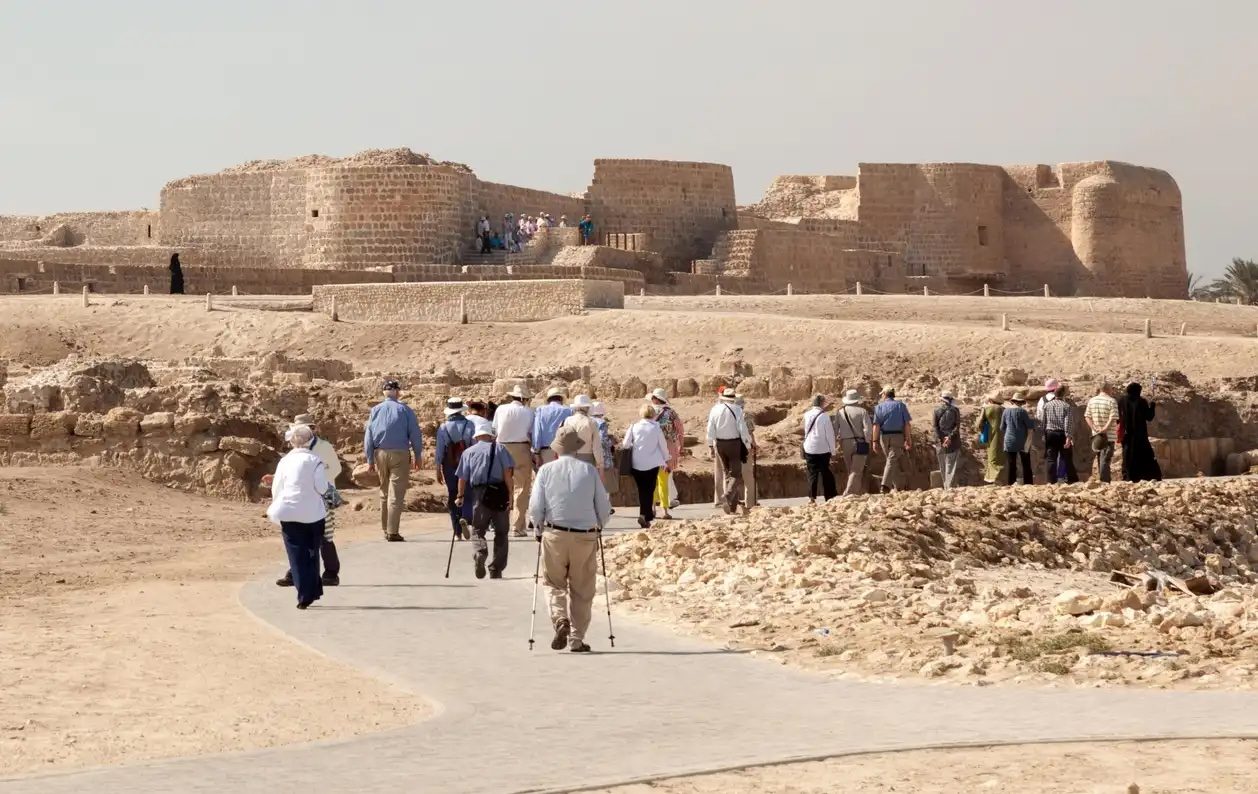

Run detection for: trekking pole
[[528, 537, 542, 651], [444, 527, 456, 579], [596, 529, 616, 648]]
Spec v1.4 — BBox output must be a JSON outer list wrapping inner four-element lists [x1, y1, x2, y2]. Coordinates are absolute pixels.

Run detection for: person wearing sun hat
[[706, 386, 753, 514], [649, 388, 684, 519], [1001, 390, 1036, 485], [494, 383, 535, 536], [932, 390, 963, 490], [835, 389, 873, 496], [557, 394, 604, 468], [436, 398, 476, 541], [455, 424, 515, 579]]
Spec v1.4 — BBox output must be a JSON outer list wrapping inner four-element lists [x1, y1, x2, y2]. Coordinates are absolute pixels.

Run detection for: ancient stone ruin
[[0, 148, 1186, 300]]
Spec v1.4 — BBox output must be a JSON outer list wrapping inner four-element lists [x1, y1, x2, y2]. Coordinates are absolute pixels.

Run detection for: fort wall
[[586, 159, 736, 268], [311, 279, 624, 323]]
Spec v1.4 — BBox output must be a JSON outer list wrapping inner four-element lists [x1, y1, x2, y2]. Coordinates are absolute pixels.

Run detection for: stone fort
[[0, 148, 1187, 300]]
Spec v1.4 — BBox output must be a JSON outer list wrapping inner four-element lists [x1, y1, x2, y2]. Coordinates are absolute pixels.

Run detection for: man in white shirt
[[802, 394, 838, 503], [267, 424, 330, 609], [493, 384, 535, 536], [529, 427, 612, 653], [706, 387, 753, 514]]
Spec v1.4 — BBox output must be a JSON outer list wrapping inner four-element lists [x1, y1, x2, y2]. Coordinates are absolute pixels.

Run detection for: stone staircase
[[693, 230, 759, 276]]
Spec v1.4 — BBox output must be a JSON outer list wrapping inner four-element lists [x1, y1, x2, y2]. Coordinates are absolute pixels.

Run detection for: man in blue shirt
[[436, 397, 476, 541], [364, 379, 423, 541], [872, 388, 913, 493], [531, 387, 572, 468], [455, 425, 516, 579]]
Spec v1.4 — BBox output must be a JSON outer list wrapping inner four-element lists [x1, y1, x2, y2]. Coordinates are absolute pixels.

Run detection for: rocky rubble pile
[[607, 479, 1258, 689]]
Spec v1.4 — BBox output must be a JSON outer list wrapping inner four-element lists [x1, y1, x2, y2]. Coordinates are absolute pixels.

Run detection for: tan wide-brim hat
[[719, 387, 737, 401], [506, 385, 530, 399], [293, 413, 316, 425], [553, 426, 582, 454], [1011, 390, 1028, 403], [841, 390, 861, 406]]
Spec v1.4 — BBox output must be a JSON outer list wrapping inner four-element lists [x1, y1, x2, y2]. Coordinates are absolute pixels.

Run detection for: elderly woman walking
[[622, 403, 671, 528], [267, 424, 330, 609], [591, 401, 619, 500]]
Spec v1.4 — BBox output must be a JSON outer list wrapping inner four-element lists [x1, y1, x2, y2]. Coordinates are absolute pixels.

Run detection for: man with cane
[[528, 426, 612, 653]]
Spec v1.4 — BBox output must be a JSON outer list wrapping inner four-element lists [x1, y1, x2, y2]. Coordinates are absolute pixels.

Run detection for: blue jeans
[[444, 463, 473, 534], [281, 519, 325, 606]]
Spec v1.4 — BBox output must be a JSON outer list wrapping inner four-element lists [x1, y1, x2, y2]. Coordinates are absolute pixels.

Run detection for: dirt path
[[0, 468, 426, 776], [594, 739, 1258, 794]]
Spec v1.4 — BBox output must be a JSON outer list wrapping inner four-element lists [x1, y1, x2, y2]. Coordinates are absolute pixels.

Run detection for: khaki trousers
[[840, 438, 868, 496], [375, 449, 410, 538], [879, 432, 905, 491], [542, 529, 598, 643], [503, 442, 533, 532], [715, 438, 744, 509]]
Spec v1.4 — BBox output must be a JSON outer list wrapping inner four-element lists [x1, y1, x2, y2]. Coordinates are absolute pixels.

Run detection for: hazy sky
[[2, 1, 1254, 277]]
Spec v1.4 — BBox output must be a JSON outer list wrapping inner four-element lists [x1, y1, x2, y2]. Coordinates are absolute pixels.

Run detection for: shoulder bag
[[480, 443, 511, 511], [840, 408, 870, 455], [725, 405, 749, 463]]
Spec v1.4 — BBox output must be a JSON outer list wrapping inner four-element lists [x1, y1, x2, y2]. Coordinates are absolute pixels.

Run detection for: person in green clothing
[[975, 394, 1006, 485]]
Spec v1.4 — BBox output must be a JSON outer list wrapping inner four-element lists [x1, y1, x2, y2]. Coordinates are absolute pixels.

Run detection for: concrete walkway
[[6, 501, 1258, 793]]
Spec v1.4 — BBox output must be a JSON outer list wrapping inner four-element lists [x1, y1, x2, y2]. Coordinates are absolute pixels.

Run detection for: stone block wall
[[0, 211, 159, 247], [698, 228, 901, 292], [549, 245, 666, 283], [586, 159, 737, 269], [312, 279, 624, 323], [0, 258, 391, 295], [474, 182, 587, 236]]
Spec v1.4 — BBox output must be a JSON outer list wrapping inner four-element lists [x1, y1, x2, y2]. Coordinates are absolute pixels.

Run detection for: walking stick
[[596, 529, 616, 648], [528, 537, 542, 651], [444, 527, 456, 579]]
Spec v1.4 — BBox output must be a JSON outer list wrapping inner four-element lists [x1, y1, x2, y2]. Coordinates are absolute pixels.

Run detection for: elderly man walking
[[436, 398, 476, 541], [267, 425, 330, 610], [456, 425, 515, 579], [802, 394, 838, 503], [933, 391, 963, 489], [494, 384, 535, 537], [835, 389, 872, 496], [275, 414, 343, 587], [706, 387, 753, 514], [532, 387, 573, 467], [872, 388, 912, 492], [1085, 383, 1120, 483], [558, 395, 605, 469], [365, 379, 423, 542], [529, 426, 612, 653]]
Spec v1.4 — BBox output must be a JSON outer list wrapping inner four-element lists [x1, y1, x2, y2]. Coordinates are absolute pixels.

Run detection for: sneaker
[[321, 573, 340, 586], [458, 519, 470, 540], [474, 552, 487, 580], [669, 499, 680, 509], [636, 516, 650, 529], [386, 534, 406, 542], [569, 642, 592, 653], [512, 529, 528, 538], [275, 574, 294, 587], [551, 619, 571, 650], [489, 570, 503, 580]]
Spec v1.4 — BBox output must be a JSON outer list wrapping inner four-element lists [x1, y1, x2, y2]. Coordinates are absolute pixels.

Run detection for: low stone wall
[[0, 258, 391, 295], [550, 245, 666, 282], [392, 262, 644, 290], [312, 279, 625, 323]]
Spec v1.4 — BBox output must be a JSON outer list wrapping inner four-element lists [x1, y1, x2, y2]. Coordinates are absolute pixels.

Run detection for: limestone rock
[[675, 378, 700, 398], [620, 377, 647, 399], [860, 588, 890, 603], [140, 412, 175, 434], [1053, 590, 1102, 616], [175, 413, 213, 436], [352, 462, 380, 488], [29, 411, 76, 439], [646, 378, 678, 399], [669, 542, 700, 559], [736, 377, 769, 398], [102, 407, 143, 437], [62, 375, 125, 414], [219, 436, 264, 457], [73, 414, 104, 438], [769, 375, 812, 401], [998, 368, 1028, 386]]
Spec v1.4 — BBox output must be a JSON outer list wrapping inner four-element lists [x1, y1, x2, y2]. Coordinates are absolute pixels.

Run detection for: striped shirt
[[1085, 394, 1119, 442]]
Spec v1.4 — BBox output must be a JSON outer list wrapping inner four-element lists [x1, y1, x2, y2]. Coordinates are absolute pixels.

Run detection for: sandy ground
[[595, 739, 1258, 793], [3, 294, 1257, 383], [0, 467, 427, 777]]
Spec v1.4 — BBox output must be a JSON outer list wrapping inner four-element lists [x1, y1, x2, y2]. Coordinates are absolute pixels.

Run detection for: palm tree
[[1188, 272, 1210, 300], [1206, 259, 1258, 305]]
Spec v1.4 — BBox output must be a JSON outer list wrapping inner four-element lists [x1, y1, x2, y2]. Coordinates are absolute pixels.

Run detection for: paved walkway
[[7, 501, 1258, 793]]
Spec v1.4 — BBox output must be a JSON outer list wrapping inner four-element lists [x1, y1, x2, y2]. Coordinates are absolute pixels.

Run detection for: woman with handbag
[[974, 395, 1006, 485], [621, 403, 670, 528]]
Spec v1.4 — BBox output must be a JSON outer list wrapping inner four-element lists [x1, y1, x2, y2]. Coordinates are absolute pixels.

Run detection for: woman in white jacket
[[267, 424, 329, 609], [621, 403, 671, 528]]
